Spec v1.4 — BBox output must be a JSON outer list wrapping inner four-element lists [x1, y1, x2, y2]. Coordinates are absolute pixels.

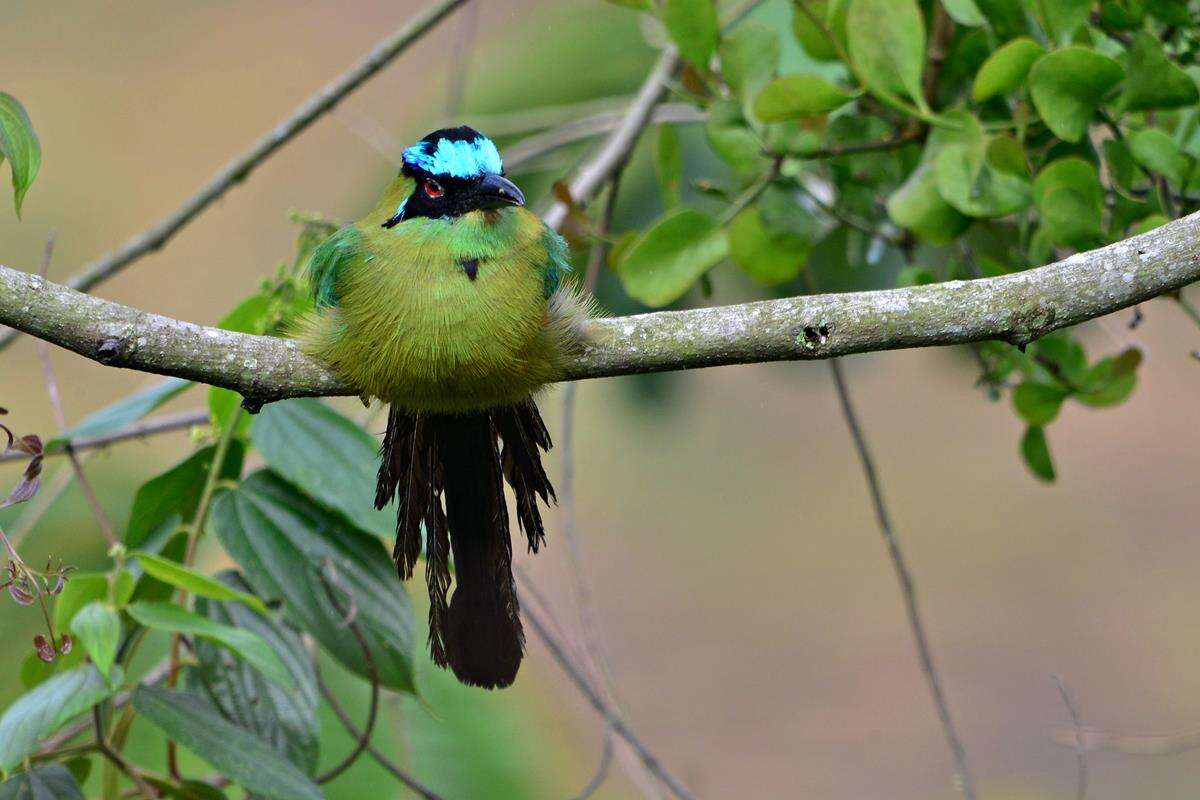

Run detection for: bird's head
[[383, 126, 524, 228]]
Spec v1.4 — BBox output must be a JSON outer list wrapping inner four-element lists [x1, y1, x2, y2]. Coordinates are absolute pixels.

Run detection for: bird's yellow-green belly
[[331, 250, 559, 413]]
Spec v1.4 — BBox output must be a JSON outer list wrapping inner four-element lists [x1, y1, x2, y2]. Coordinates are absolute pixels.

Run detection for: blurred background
[[3, 1, 1200, 797]]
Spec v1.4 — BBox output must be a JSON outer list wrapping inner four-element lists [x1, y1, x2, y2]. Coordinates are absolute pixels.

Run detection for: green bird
[[295, 126, 586, 689]]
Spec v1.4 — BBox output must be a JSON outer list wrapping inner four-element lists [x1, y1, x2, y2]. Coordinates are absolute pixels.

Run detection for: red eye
[[424, 179, 444, 199]]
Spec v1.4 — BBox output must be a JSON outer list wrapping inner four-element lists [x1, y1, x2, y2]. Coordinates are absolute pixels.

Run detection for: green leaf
[[69, 601, 120, 681], [705, 99, 766, 175], [941, 0, 986, 25], [131, 551, 267, 613], [933, 114, 1031, 218], [1036, 0, 1090, 44], [211, 471, 416, 692], [133, 686, 323, 800], [1076, 348, 1141, 407], [663, 0, 719, 68], [1119, 32, 1200, 112], [975, 0, 1029, 37], [0, 666, 121, 773], [719, 22, 780, 100], [0, 764, 83, 800], [50, 378, 191, 451], [887, 162, 971, 243], [251, 399, 391, 536], [126, 602, 294, 689], [1020, 426, 1056, 482], [728, 208, 811, 285], [0, 94, 40, 217], [1143, 0, 1189, 25], [1129, 128, 1191, 186], [604, 0, 654, 9], [846, 0, 926, 106], [896, 266, 935, 286], [617, 208, 729, 306], [54, 573, 108, 631], [192, 573, 319, 773], [125, 442, 245, 547], [1013, 381, 1068, 426], [655, 125, 682, 210], [972, 37, 1044, 102], [753, 75, 856, 122], [1033, 157, 1105, 248], [1104, 139, 1144, 198], [1028, 47, 1124, 143], [791, 0, 848, 62]]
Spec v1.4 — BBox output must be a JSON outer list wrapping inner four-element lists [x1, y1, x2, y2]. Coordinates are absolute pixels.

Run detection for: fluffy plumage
[[295, 127, 584, 688]]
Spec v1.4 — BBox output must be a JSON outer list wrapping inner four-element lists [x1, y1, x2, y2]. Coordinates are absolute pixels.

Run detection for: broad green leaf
[[251, 399, 391, 536], [131, 551, 267, 613], [211, 471, 416, 692], [1036, 0, 1090, 43], [1131, 213, 1169, 235], [941, 0, 986, 25], [975, 0, 1029, 38], [50, 378, 191, 450], [1013, 381, 1068, 426], [0, 764, 83, 800], [0, 93, 40, 217], [1143, 0, 1189, 25], [972, 37, 1043, 102], [933, 115, 1031, 218], [1129, 128, 1191, 186], [664, 0, 719, 68], [125, 442, 245, 547], [987, 135, 1029, 177], [54, 573, 108, 631], [719, 22, 780, 100], [728, 208, 811, 285], [0, 666, 121, 773], [655, 125, 682, 210], [133, 686, 323, 800], [1076, 348, 1141, 407], [144, 778, 229, 800], [1029, 47, 1124, 143], [126, 602, 294, 689], [887, 162, 971, 243], [604, 0, 654, 9], [1104, 139, 1144, 198], [1119, 32, 1200, 112], [791, 0, 848, 62], [896, 266, 935, 286], [846, 0, 926, 106], [1033, 157, 1104, 248], [617, 208, 729, 307], [192, 573, 318, 773], [1020, 426, 1055, 482], [69, 601, 120, 681], [706, 99, 766, 174], [753, 75, 857, 122]]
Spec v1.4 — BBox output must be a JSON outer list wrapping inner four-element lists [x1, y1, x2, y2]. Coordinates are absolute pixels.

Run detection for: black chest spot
[[460, 258, 479, 281]]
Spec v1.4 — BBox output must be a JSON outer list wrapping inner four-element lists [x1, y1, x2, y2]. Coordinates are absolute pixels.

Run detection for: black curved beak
[[474, 173, 525, 210]]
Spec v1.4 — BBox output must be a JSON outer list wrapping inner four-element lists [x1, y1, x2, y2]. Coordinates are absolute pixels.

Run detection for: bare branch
[[1053, 675, 1088, 800], [2, 212, 1200, 404], [518, 585, 697, 800], [0, 0, 471, 352], [824, 355, 976, 800], [314, 667, 445, 800]]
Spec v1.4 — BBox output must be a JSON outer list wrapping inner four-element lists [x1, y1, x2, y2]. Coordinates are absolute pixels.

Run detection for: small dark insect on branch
[[314, 561, 380, 786]]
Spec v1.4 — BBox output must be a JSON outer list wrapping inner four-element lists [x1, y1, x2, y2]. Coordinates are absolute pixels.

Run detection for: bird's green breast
[[296, 204, 573, 413]]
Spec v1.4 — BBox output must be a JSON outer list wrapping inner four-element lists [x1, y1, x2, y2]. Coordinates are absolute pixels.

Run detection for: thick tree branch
[[2, 213, 1198, 404], [0, 0, 470, 352]]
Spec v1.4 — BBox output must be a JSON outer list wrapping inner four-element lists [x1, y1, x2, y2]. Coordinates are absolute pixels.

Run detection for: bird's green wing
[[307, 226, 362, 308], [540, 227, 570, 298]]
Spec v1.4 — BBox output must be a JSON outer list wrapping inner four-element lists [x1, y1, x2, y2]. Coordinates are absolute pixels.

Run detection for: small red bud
[[33, 634, 47, 649], [37, 644, 56, 663], [58, 634, 72, 655]]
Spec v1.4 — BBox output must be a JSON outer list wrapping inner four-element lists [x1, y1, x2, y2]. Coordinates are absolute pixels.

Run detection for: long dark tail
[[375, 398, 554, 689]]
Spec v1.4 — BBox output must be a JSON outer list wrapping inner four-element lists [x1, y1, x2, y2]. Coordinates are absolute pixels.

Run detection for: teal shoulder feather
[[540, 227, 570, 299], [307, 226, 362, 308]]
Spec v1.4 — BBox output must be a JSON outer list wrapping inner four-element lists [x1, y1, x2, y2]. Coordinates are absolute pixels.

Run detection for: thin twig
[[0, 0, 471, 353], [93, 706, 156, 800], [0, 409, 207, 464], [314, 666, 444, 800], [517, 584, 697, 800], [1053, 675, 1088, 800], [33, 233, 118, 547], [573, 729, 615, 800], [822, 354, 977, 800], [314, 562, 380, 785]]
